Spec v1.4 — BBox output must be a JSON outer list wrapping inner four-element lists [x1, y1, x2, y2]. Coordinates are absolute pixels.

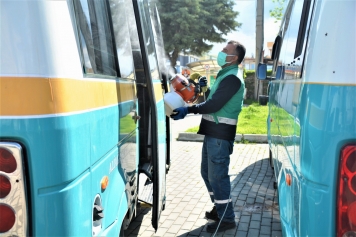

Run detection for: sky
[[209, 0, 285, 58]]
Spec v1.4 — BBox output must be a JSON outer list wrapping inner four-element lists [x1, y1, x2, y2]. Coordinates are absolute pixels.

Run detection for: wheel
[[273, 181, 278, 190], [269, 148, 274, 169]]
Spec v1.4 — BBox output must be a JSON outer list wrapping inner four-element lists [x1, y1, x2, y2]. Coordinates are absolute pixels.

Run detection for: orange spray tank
[[163, 74, 199, 116]]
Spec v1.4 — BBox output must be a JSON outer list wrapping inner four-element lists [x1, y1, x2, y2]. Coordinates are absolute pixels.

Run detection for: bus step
[[139, 163, 152, 180], [138, 173, 153, 206]]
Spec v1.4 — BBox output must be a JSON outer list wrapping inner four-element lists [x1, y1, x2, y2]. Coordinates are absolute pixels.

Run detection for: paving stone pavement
[[124, 140, 282, 237]]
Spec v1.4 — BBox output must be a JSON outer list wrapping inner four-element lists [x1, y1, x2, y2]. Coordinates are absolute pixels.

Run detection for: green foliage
[[186, 102, 269, 134], [244, 69, 255, 78], [269, 0, 285, 23], [157, 0, 241, 67], [186, 127, 199, 133], [244, 69, 272, 78], [185, 101, 301, 137], [243, 98, 257, 105], [239, 139, 250, 144]]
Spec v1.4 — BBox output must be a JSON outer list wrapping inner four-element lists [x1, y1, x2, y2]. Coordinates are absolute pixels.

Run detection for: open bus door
[[128, 0, 168, 231], [147, 2, 172, 172]]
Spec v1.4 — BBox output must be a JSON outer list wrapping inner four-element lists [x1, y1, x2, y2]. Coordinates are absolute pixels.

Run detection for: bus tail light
[[0, 142, 28, 235], [0, 147, 17, 173], [0, 175, 11, 198], [348, 202, 356, 226], [337, 145, 356, 237], [0, 204, 16, 233]]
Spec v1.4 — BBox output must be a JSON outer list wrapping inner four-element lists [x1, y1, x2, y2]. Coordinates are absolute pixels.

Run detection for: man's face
[[222, 44, 238, 64]]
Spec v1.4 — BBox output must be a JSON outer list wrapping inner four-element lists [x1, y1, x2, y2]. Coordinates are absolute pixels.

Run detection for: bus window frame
[[294, 0, 312, 59], [277, 0, 314, 80], [107, 0, 137, 80], [72, 0, 119, 78], [298, 0, 315, 79]]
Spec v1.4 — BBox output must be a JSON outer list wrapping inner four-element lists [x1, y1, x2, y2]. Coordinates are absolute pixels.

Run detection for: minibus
[[0, 0, 171, 235], [258, 0, 356, 236]]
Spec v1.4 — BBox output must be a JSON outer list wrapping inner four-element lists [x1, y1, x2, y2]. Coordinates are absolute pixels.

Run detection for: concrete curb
[[177, 133, 268, 143]]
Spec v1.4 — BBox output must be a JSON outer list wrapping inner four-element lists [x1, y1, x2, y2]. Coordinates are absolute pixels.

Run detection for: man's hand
[[198, 76, 207, 87], [190, 77, 207, 94], [170, 107, 188, 120], [198, 76, 208, 92]]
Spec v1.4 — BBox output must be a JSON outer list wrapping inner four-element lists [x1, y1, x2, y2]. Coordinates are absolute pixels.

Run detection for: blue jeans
[[201, 135, 235, 223]]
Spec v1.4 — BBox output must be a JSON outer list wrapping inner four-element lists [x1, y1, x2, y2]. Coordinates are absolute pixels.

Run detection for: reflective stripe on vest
[[202, 114, 237, 125], [214, 199, 232, 204]]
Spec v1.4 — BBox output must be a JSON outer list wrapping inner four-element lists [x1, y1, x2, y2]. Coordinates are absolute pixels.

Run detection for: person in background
[[170, 40, 246, 233], [182, 68, 191, 79]]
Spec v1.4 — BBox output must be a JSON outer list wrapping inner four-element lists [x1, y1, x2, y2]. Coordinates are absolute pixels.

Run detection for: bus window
[[137, 2, 159, 80], [73, 0, 117, 77], [109, 0, 135, 79], [279, 0, 312, 80], [148, 4, 168, 80], [294, 0, 312, 59], [296, 0, 313, 78]]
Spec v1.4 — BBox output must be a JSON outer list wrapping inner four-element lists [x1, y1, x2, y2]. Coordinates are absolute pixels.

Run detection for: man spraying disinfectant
[[170, 40, 246, 233]]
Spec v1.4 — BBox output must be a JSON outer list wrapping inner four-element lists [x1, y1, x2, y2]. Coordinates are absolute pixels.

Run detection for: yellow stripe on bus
[[0, 77, 135, 116], [274, 80, 356, 86], [153, 81, 163, 101]]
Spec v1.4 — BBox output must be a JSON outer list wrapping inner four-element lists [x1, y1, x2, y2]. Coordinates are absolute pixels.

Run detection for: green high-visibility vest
[[206, 65, 245, 124]]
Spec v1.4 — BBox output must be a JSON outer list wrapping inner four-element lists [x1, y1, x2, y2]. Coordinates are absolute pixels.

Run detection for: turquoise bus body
[[269, 82, 356, 236], [258, 0, 356, 236], [0, 0, 170, 235]]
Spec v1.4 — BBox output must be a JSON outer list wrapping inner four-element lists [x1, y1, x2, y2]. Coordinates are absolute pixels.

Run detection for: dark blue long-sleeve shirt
[[187, 75, 242, 140]]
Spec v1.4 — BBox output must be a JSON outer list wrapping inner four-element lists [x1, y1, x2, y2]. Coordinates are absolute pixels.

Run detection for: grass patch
[[120, 114, 136, 133], [186, 101, 269, 134], [242, 98, 257, 105], [237, 103, 268, 134]]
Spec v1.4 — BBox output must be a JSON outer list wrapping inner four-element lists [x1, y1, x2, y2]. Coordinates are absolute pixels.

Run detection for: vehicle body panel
[[263, 0, 356, 236], [0, 0, 169, 235]]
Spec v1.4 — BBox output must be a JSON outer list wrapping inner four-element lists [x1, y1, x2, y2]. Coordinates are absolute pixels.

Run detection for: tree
[[157, 0, 241, 67], [269, 0, 285, 23]]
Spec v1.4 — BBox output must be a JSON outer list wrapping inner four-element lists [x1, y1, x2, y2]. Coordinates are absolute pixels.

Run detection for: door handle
[[132, 111, 141, 124]]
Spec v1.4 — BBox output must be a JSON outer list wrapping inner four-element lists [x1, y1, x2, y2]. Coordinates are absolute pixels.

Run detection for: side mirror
[[257, 63, 267, 80], [275, 65, 285, 80]]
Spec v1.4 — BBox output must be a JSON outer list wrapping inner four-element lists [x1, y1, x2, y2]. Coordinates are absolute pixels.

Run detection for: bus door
[[72, 0, 140, 233], [147, 3, 172, 171], [128, 0, 167, 231]]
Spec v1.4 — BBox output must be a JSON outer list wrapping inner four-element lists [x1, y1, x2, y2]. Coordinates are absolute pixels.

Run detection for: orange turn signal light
[[286, 174, 292, 186], [101, 176, 109, 190]]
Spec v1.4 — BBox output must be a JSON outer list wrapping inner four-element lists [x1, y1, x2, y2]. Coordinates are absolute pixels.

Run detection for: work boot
[[205, 206, 219, 221], [206, 221, 236, 233]]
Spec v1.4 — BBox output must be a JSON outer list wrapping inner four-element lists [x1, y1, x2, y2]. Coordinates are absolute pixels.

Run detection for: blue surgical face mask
[[217, 52, 236, 67]]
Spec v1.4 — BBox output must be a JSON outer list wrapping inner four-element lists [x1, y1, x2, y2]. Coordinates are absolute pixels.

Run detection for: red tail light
[[0, 142, 28, 235], [337, 145, 356, 237], [0, 175, 11, 198], [0, 147, 17, 173], [0, 204, 16, 233]]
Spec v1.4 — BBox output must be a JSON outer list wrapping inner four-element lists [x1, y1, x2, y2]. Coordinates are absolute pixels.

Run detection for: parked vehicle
[[0, 0, 171, 236], [257, 0, 356, 236]]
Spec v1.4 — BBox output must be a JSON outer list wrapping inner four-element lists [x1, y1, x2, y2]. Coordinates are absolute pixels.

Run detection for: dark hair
[[228, 40, 246, 65]]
